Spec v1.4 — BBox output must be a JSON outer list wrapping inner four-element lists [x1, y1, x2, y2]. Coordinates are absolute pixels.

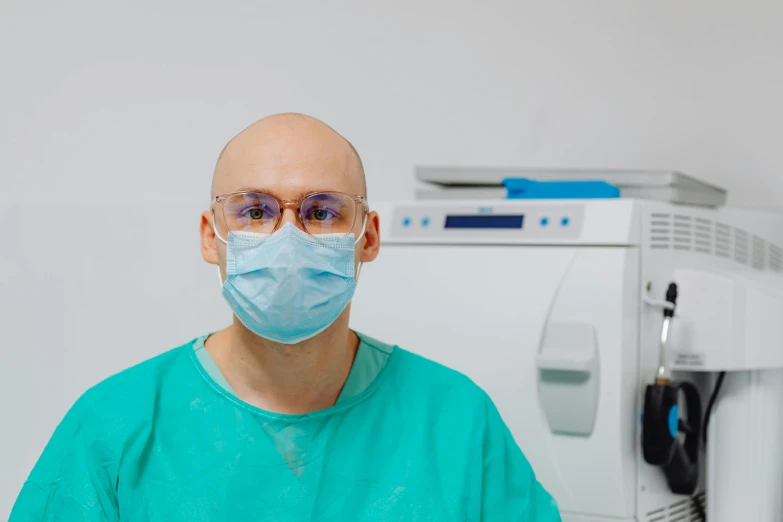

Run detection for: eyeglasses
[[211, 190, 369, 243]]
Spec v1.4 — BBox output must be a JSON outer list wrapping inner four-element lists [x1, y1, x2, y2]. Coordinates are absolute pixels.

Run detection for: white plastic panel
[[708, 370, 783, 522], [350, 244, 639, 520], [668, 269, 783, 371]]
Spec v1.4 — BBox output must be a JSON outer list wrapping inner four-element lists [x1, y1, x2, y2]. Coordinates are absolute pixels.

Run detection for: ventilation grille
[[648, 213, 783, 273], [772, 245, 783, 272], [694, 217, 712, 254], [645, 493, 706, 522]]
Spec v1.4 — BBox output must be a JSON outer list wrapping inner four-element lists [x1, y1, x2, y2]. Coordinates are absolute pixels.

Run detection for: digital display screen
[[444, 214, 525, 229]]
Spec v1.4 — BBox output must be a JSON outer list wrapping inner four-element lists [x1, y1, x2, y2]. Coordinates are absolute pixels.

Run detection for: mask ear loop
[[212, 214, 228, 245], [353, 214, 368, 245], [212, 213, 228, 287], [354, 213, 369, 281]]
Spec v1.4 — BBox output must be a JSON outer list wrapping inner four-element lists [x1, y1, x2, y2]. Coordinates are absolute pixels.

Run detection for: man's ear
[[359, 211, 380, 263], [200, 211, 220, 265]]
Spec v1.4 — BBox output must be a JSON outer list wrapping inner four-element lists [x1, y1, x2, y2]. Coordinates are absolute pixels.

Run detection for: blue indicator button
[[402, 217, 411, 227], [561, 217, 570, 227], [540, 217, 549, 227], [668, 405, 679, 438], [421, 217, 431, 227]]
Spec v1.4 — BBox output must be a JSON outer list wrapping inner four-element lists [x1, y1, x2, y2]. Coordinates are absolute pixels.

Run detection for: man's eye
[[307, 207, 339, 222], [246, 208, 266, 220], [311, 209, 332, 221]]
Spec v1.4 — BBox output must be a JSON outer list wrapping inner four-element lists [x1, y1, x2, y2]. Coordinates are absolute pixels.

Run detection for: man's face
[[200, 115, 380, 282]]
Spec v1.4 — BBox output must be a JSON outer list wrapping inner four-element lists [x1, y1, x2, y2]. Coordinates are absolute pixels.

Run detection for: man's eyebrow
[[213, 187, 273, 201], [232, 187, 275, 195]]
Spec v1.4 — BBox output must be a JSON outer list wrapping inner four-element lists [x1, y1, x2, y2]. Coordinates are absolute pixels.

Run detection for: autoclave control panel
[[390, 203, 584, 240]]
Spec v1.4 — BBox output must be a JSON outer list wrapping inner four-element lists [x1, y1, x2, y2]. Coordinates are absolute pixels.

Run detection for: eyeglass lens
[[221, 192, 359, 238]]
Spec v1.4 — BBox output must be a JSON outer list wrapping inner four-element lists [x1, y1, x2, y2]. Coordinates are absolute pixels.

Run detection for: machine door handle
[[536, 353, 594, 373], [536, 322, 600, 436]]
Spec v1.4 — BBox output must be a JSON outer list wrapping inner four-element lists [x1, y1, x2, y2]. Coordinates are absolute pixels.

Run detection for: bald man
[[11, 114, 560, 522]]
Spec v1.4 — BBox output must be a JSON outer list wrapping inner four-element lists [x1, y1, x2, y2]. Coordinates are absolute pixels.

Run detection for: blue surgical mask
[[220, 222, 359, 344]]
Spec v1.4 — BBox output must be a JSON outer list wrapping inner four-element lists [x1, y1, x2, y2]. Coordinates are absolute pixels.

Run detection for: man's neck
[[205, 314, 360, 415]]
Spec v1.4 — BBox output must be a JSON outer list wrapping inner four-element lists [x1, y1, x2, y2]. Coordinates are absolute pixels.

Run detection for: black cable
[[688, 371, 726, 521], [703, 371, 726, 446]]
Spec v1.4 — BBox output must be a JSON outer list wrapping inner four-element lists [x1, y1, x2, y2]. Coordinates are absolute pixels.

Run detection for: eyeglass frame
[[210, 190, 370, 244]]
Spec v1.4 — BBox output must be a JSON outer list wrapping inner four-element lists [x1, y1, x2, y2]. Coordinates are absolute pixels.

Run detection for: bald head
[[212, 113, 366, 201]]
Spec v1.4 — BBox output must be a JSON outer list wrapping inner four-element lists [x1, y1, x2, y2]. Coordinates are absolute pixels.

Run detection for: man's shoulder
[[385, 346, 490, 407], [390, 347, 470, 381], [17, 340, 201, 501], [73, 339, 197, 422]]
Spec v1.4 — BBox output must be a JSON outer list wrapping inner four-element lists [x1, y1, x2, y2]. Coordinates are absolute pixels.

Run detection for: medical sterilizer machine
[[350, 169, 783, 522]]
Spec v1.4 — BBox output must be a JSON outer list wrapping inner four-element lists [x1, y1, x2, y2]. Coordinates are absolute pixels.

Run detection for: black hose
[[690, 371, 726, 522], [703, 372, 726, 446]]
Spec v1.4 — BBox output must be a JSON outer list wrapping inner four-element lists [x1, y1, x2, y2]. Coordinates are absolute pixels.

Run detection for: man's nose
[[280, 208, 303, 229]]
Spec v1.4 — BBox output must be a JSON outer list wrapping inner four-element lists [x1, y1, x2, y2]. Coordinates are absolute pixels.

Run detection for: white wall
[[2, 0, 783, 516], [3, 1, 783, 206]]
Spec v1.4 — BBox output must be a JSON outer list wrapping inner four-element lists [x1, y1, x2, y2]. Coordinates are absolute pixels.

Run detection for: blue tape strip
[[502, 178, 621, 200]]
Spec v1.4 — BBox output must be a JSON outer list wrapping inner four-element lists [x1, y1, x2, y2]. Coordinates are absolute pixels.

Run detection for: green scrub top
[[192, 332, 391, 404], [11, 333, 561, 522]]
